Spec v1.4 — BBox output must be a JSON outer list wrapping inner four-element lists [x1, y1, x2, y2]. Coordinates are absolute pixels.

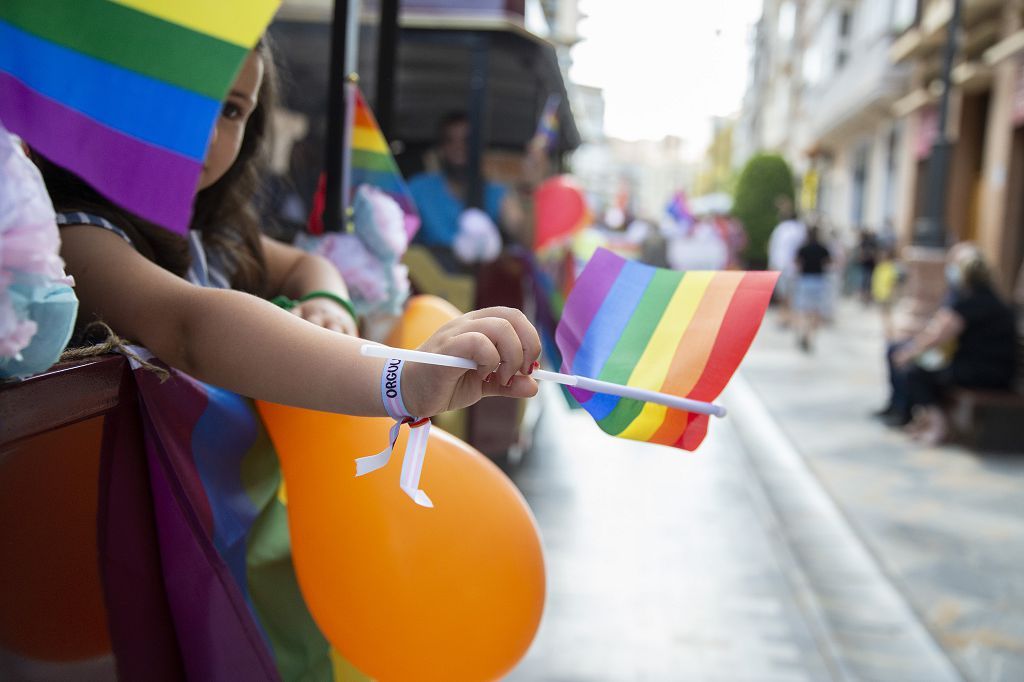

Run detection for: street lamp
[[915, 0, 962, 247]]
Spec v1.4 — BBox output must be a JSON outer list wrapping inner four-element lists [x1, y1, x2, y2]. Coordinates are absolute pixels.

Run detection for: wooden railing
[[0, 355, 129, 447]]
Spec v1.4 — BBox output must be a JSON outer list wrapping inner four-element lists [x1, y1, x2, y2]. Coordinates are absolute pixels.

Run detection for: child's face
[[199, 51, 264, 190]]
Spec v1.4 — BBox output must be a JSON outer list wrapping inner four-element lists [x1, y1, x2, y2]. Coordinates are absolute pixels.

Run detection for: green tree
[[732, 153, 795, 268]]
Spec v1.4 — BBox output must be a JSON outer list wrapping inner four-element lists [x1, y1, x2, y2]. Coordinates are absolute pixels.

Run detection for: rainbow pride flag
[[0, 0, 280, 234], [557, 248, 777, 450], [534, 94, 560, 153], [100, 355, 368, 680], [350, 86, 419, 234]]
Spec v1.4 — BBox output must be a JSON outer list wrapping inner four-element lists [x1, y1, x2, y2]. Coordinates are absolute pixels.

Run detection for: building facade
[[739, 0, 1024, 291], [891, 0, 1024, 293]]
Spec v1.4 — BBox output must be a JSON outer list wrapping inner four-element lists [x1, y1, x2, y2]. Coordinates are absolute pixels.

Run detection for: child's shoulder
[[55, 210, 133, 245]]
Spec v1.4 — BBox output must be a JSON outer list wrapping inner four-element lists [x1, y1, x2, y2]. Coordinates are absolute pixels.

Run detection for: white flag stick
[[360, 344, 727, 418]]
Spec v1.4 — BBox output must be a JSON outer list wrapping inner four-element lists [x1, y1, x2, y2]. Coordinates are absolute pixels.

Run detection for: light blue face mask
[[0, 273, 78, 380], [945, 263, 963, 289]]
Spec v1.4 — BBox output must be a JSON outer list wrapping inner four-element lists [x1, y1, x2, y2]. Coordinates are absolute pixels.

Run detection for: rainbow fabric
[[535, 94, 560, 152], [103, 358, 368, 680], [349, 86, 419, 233], [557, 248, 777, 450], [0, 0, 280, 233]]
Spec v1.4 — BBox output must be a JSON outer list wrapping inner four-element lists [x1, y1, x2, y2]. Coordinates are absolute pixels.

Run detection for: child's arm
[[261, 235, 357, 335], [61, 225, 540, 416]]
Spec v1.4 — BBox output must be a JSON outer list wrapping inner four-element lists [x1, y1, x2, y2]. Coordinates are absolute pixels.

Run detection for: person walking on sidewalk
[[793, 225, 831, 353], [767, 198, 805, 329]]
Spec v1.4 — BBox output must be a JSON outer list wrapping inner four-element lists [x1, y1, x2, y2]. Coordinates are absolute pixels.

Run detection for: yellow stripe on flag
[[618, 272, 713, 441], [110, 0, 281, 48], [352, 126, 389, 154]]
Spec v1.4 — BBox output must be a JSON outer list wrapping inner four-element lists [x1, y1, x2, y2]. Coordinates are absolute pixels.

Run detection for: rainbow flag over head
[[556, 248, 777, 450], [0, 0, 281, 234], [349, 86, 419, 236]]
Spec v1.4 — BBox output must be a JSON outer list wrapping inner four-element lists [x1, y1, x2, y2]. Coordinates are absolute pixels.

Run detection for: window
[[891, 0, 917, 32], [778, 1, 796, 43], [884, 125, 901, 221], [851, 142, 871, 228], [839, 9, 853, 37], [835, 8, 853, 71]]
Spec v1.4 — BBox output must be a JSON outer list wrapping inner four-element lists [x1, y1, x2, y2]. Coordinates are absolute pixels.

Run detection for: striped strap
[[354, 359, 434, 508]]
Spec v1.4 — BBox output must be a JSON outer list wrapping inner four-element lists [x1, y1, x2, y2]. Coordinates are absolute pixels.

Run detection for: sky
[[570, 0, 763, 155]]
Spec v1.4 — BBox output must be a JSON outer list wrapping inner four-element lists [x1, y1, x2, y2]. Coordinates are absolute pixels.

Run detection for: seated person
[[893, 243, 1017, 445], [408, 112, 542, 262]]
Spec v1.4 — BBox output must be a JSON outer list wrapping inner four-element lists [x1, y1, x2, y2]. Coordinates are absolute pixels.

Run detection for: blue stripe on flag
[[0, 20, 218, 161]]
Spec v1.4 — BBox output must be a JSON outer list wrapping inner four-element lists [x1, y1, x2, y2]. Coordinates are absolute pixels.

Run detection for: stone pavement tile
[[507, 385, 832, 682], [726, 374, 962, 682], [740, 300, 1024, 682]]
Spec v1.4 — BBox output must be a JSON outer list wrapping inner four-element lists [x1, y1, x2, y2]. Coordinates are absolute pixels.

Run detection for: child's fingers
[[465, 307, 542, 374], [455, 316, 524, 385], [482, 374, 539, 399], [440, 331, 501, 382]]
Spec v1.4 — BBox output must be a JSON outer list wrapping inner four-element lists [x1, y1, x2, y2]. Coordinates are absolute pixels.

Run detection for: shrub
[[732, 153, 795, 268]]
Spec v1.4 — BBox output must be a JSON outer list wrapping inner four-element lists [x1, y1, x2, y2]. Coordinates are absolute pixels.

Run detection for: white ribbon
[[354, 417, 434, 508]]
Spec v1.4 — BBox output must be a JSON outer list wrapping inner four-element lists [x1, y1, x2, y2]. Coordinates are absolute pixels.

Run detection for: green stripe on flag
[[0, 0, 247, 100], [597, 269, 681, 435], [350, 148, 397, 173]]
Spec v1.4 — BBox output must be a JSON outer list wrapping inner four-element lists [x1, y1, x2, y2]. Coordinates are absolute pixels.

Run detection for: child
[[39, 41, 541, 414], [33, 39, 540, 679]]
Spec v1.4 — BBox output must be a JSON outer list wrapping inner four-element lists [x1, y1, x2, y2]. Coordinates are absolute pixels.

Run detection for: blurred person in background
[[855, 228, 879, 305], [792, 225, 831, 352], [893, 243, 1017, 445], [871, 245, 902, 340], [767, 197, 806, 329], [409, 112, 545, 263]]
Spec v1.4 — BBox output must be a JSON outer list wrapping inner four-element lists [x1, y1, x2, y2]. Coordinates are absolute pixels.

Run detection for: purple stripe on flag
[[0, 72, 201, 234], [555, 248, 625, 374]]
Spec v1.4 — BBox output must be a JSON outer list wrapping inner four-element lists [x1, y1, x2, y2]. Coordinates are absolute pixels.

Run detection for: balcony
[[806, 35, 910, 147], [890, 0, 1006, 63]]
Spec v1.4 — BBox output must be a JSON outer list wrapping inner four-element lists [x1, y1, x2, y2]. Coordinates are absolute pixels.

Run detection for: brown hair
[[34, 40, 279, 295]]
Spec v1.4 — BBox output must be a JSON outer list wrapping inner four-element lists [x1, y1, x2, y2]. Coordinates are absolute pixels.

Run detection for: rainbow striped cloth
[[534, 94, 560, 153], [557, 248, 777, 450], [101, 357, 368, 680], [0, 0, 280, 234]]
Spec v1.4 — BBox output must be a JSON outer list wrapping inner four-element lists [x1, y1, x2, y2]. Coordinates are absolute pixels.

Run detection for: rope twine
[[60, 321, 170, 381]]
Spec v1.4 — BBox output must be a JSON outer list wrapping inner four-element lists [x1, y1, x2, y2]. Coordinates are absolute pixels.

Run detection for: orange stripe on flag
[[648, 273, 741, 446]]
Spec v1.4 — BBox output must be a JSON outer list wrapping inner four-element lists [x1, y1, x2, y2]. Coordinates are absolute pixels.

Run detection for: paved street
[[742, 302, 1024, 682], [508, 382, 835, 681], [508, 299, 1023, 681]]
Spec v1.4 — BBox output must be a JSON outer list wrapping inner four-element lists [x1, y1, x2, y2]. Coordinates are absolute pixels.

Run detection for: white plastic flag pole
[[360, 344, 727, 418]]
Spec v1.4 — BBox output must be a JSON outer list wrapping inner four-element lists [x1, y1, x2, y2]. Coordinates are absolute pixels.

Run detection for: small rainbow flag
[[557, 248, 777, 450], [534, 94, 560, 153], [0, 0, 281, 234], [350, 87, 419, 234], [666, 190, 693, 227], [309, 86, 419, 236]]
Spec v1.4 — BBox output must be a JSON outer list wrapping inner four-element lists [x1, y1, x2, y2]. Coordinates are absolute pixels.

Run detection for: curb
[[724, 372, 965, 682]]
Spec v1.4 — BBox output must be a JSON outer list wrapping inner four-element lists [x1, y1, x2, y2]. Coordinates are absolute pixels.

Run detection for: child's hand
[[291, 298, 358, 336], [401, 307, 542, 416]]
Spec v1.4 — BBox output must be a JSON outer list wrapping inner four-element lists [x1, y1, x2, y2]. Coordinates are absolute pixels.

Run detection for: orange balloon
[[256, 402, 545, 682], [386, 294, 462, 350]]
